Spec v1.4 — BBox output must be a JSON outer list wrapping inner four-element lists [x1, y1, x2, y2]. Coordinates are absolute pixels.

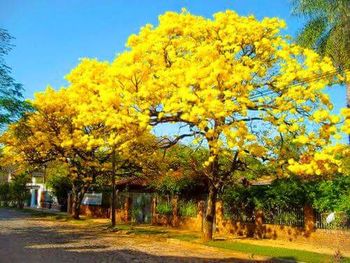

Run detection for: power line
[[249, 68, 347, 100], [250, 69, 339, 99]]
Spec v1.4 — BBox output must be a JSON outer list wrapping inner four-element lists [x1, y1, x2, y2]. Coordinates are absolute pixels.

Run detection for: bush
[[221, 175, 350, 227], [221, 183, 258, 221], [306, 176, 350, 215], [156, 201, 172, 216], [10, 173, 30, 209], [46, 162, 71, 211], [317, 212, 350, 230], [179, 200, 197, 217], [0, 182, 10, 207], [222, 177, 307, 225], [47, 175, 71, 211]]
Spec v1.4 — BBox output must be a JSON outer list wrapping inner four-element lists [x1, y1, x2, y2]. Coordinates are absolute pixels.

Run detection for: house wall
[[80, 205, 110, 218], [29, 178, 45, 208]]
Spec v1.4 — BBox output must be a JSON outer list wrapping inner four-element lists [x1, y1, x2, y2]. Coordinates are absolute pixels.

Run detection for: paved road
[[0, 208, 272, 263]]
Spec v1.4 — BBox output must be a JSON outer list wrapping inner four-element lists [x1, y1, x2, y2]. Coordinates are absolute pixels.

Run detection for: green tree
[[307, 175, 350, 215], [0, 182, 10, 206], [10, 173, 30, 209], [150, 144, 208, 198], [46, 161, 72, 211], [292, 0, 350, 142], [0, 29, 30, 127]]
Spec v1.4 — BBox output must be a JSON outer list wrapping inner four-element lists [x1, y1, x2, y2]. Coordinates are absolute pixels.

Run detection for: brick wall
[[153, 200, 350, 251], [79, 205, 110, 218], [77, 197, 350, 251]]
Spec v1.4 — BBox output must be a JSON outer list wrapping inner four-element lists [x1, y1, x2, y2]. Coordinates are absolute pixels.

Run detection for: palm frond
[[292, 0, 350, 71], [296, 16, 328, 49], [291, 0, 330, 17]]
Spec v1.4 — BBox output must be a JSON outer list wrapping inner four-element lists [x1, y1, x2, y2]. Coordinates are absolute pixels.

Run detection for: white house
[[27, 176, 46, 208], [22, 170, 58, 209]]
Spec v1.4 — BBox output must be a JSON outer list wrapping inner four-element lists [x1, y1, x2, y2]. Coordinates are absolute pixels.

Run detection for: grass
[[107, 223, 167, 234], [129, 228, 166, 235], [106, 223, 198, 242], [206, 240, 350, 263], [108, 225, 349, 263]]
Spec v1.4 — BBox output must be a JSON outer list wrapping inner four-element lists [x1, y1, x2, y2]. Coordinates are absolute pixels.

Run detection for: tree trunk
[[203, 183, 218, 241], [111, 148, 116, 227], [171, 195, 179, 227], [72, 186, 87, 220], [347, 82, 350, 144], [72, 192, 81, 220], [18, 199, 24, 209]]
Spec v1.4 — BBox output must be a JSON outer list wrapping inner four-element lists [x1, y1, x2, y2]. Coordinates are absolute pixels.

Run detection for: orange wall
[[79, 201, 350, 252]]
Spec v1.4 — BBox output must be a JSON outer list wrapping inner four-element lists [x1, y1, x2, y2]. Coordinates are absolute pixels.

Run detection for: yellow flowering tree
[[287, 107, 350, 178], [1, 87, 110, 219], [1, 58, 158, 222], [342, 108, 350, 135], [65, 58, 154, 225], [1, 120, 54, 172], [111, 10, 340, 240]]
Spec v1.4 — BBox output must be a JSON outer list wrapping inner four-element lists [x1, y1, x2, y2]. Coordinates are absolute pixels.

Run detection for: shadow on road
[[0, 208, 297, 263]]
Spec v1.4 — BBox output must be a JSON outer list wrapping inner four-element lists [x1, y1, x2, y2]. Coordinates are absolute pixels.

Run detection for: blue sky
[[0, 0, 346, 113]]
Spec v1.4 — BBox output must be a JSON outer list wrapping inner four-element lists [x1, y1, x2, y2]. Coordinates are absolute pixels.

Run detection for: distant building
[[2, 167, 59, 209], [26, 171, 45, 208], [26, 170, 59, 209]]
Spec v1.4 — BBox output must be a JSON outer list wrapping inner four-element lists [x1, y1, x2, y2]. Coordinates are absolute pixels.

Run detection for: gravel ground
[[0, 208, 272, 263]]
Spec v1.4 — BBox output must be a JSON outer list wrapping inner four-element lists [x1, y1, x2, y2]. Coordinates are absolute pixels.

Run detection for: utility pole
[[111, 147, 116, 227]]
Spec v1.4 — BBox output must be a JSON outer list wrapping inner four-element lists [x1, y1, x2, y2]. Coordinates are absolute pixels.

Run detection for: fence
[[315, 211, 350, 230], [78, 191, 350, 233], [223, 208, 255, 223], [76, 194, 350, 251], [223, 204, 350, 231], [179, 200, 197, 217], [264, 206, 304, 227]]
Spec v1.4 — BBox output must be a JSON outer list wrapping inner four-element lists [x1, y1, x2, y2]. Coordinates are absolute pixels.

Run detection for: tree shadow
[[0, 208, 299, 263], [0, 225, 300, 263]]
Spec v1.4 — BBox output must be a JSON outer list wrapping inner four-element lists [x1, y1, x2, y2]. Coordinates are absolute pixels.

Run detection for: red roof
[[115, 176, 149, 188]]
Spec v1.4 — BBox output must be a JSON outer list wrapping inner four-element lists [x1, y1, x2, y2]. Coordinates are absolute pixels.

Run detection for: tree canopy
[[0, 29, 30, 127], [292, 0, 350, 73], [292, 0, 350, 144], [101, 10, 344, 239]]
